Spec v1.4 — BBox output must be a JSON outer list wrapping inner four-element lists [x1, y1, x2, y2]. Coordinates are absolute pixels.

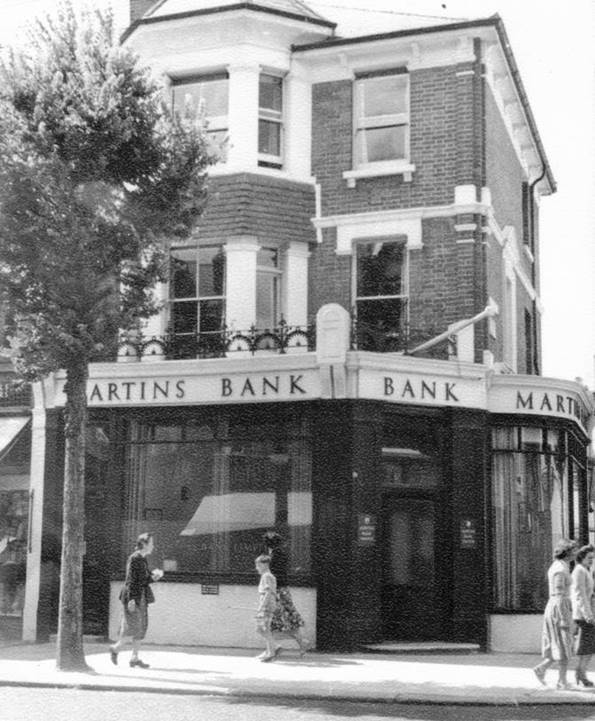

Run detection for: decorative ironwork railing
[[0, 378, 32, 408], [118, 317, 316, 361]]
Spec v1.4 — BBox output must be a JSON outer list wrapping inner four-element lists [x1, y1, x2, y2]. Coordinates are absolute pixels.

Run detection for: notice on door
[[460, 518, 477, 549], [357, 514, 376, 545]]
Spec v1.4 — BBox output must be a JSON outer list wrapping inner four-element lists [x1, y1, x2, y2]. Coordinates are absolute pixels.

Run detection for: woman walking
[[533, 538, 577, 689], [263, 531, 309, 656], [109, 532, 163, 668], [571, 544, 595, 686]]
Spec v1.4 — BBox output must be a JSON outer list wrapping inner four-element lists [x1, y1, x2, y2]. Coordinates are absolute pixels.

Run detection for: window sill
[[343, 162, 415, 188]]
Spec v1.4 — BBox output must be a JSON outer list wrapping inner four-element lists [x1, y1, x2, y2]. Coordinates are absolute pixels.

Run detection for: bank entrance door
[[380, 449, 447, 640]]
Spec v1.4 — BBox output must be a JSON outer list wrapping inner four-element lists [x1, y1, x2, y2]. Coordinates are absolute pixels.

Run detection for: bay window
[[172, 73, 229, 162], [258, 73, 283, 168], [256, 247, 282, 329], [169, 244, 225, 358]]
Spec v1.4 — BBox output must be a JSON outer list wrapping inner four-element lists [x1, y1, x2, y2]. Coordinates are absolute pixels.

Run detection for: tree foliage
[[0, 2, 211, 670], [0, 3, 210, 377]]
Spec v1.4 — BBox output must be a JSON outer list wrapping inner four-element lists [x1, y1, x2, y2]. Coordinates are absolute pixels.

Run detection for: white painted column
[[226, 63, 260, 172], [22, 381, 50, 641], [284, 64, 311, 179], [225, 237, 259, 331], [284, 241, 310, 327], [142, 282, 169, 338]]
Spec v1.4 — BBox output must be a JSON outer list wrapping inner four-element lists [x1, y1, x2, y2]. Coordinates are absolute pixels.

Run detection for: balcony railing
[[0, 378, 32, 408], [118, 318, 316, 361], [350, 313, 456, 360]]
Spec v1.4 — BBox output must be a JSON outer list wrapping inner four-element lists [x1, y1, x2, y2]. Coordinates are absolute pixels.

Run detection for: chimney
[[130, 0, 158, 24]]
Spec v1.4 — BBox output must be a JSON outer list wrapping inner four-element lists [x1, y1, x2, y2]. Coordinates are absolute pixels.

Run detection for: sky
[[0, 0, 593, 388]]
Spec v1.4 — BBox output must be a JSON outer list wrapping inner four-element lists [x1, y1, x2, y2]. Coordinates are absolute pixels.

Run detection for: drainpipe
[[529, 164, 546, 375]]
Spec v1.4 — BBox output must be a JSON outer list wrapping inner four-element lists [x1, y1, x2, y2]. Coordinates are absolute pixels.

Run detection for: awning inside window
[[0, 416, 30, 464]]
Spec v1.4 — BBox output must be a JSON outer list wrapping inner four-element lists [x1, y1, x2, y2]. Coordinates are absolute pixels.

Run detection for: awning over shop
[[0, 417, 30, 464]]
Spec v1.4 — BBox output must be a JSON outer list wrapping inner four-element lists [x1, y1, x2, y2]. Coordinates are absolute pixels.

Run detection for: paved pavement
[[0, 641, 594, 705]]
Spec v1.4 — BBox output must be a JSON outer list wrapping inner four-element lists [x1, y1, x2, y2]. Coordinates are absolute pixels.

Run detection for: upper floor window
[[258, 73, 283, 168], [354, 69, 409, 169], [354, 238, 408, 351], [169, 244, 226, 357], [256, 247, 282, 329], [172, 73, 229, 162]]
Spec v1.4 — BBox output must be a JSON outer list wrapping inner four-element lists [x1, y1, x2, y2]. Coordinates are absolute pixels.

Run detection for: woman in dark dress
[[263, 531, 310, 656], [109, 532, 163, 668]]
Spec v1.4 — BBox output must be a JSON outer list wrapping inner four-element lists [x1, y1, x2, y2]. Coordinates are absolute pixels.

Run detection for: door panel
[[382, 495, 441, 640]]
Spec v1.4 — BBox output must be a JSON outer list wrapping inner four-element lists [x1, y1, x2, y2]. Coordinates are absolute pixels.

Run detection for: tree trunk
[[56, 361, 90, 671]]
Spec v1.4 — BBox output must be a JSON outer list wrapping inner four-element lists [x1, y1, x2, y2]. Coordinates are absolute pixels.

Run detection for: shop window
[[354, 69, 409, 168], [256, 247, 282, 329], [171, 73, 229, 162], [355, 238, 408, 351], [492, 425, 587, 611], [258, 74, 283, 168], [0, 423, 31, 619], [120, 413, 312, 578], [169, 244, 226, 358]]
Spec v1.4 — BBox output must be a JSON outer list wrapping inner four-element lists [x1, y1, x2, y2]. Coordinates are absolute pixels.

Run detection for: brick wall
[[196, 173, 316, 246], [311, 63, 477, 216]]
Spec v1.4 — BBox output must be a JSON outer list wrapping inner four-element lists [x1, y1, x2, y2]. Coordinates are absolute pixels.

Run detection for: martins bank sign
[[50, 361, 592, 434]]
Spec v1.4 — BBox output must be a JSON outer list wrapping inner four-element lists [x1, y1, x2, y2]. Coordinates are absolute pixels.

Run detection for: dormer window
[[172, 73, 229, 162], [258, 73, 283, 168]]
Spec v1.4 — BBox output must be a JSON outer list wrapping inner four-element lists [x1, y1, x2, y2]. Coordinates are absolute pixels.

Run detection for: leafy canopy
[[0, 2, 210, 379]]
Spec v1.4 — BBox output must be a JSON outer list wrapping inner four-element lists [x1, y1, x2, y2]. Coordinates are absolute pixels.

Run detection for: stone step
[[361, 641, 481, 654]]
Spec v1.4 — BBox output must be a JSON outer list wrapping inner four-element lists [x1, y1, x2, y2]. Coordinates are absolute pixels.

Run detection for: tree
[[0, 3, 210, 670]]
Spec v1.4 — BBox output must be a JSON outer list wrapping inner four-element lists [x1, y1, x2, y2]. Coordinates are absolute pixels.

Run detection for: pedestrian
[[263, 531, 310, 656], [533, 538, 577, 689], [109, 532, 163, 668], [571, 544, 595, 686], [255, 554, 277, 662]]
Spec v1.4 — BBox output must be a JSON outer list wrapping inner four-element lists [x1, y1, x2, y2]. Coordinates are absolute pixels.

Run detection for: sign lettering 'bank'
[[55, 366, 591, 434]]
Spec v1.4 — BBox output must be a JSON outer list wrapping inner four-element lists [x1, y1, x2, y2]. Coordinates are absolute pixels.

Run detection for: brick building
[[14, 1, 594, 652]]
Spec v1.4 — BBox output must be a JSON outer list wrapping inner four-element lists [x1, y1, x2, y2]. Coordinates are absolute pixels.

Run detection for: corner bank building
[[7, 1, 594, 653]]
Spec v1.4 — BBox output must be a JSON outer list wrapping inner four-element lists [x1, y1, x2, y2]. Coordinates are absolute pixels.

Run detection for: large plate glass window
[[256, 247, 282, 329], [119, 411, 312, 579], [258, 74, 283, 168], [355, 238, 408, 351], [172, 73, 229, 162], [492, 425, 588, 611], [354, 69, 409, 169], [169, 244, 226, 358]]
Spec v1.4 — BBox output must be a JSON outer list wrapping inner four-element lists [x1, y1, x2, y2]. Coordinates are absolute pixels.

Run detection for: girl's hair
[[136, 532, 153, 549], [263, 531, 283, 549], [576, 544, 595, 564], [553, 538, 577, 560], [255, 554, 271, 566]]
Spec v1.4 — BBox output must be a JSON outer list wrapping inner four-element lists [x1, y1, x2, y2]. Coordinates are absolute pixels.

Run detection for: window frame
[[256, 246, 283, 330], [171, 72, 230, 162], [353, 236, 410, 339], [342, 68, 414, 186], [258, 72, 284, 169], [168, 243, 226, 344]]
